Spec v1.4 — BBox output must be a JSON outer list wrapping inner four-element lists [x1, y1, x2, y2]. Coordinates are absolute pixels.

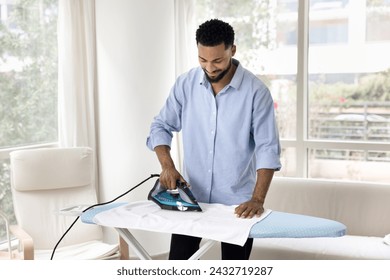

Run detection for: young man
[[146, 19, 281, 260]]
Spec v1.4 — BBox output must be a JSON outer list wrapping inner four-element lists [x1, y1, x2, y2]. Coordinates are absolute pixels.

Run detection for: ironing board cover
[[81, 201, 346, 242]]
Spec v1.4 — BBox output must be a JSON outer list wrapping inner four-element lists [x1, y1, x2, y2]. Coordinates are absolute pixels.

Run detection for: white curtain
[[174, 0, 197, 76], [57, 0, 98, 188], [173, 0, 196, 172], [57, 0, 97, 151]]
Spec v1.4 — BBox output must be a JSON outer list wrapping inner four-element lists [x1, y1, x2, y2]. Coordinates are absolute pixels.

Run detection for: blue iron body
[[148, 179, 202, 212]]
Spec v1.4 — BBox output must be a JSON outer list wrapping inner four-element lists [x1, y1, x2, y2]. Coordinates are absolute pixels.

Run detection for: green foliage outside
[[0, 0, 58, 148], [310, 69, 390, 107], [0, 0, 58, 242], [309, 70, 390, 142]]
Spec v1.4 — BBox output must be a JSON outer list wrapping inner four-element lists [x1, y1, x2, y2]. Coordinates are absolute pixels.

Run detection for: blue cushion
[[249, 211, 346, 238]]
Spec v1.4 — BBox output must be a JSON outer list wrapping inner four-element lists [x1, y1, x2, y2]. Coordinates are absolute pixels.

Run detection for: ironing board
[[80, 201, 346, 260]]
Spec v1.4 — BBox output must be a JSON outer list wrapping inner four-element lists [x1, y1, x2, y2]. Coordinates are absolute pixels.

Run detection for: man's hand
[[234, 199, 265, 219], [159, 166, 185, 190], [154, 145, 186, 190], [235, 169, 274, 218]]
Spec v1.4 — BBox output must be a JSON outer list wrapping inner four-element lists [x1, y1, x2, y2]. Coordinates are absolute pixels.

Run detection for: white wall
[[95, 0, 175, 256]]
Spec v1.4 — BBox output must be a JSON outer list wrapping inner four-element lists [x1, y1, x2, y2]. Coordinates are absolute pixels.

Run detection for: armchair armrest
[[9, 225, 34, 260]]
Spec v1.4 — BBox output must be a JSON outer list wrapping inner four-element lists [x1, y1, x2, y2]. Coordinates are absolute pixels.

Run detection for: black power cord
[[50, 173, 160, 260]]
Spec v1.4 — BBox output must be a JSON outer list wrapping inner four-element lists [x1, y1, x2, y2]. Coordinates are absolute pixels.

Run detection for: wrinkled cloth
[[92, 200, 271, 246]]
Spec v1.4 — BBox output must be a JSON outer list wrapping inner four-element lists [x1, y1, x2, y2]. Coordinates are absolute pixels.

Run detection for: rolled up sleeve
[[252, 88, 282, 171], [146, 83, 183, 151]]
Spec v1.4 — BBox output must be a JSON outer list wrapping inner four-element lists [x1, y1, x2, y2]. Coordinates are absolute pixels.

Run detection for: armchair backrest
[[10, 147, 103, 250]]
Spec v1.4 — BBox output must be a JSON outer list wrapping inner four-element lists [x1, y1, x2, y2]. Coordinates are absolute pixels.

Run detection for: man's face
[[198, 43, 236, 83]]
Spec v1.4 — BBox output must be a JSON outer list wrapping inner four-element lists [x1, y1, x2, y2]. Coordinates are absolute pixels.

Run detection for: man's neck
[[211, 62, 237, 95]]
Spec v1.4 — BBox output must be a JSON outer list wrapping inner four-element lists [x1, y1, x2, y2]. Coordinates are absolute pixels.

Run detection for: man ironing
[[146, 19, 281, 260]]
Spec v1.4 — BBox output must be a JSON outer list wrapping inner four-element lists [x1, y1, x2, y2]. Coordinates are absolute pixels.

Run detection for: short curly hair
[[196, 19, 235, 49]]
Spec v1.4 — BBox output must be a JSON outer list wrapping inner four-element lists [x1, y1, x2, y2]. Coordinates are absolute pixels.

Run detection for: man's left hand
[[234, 199, 264, 219]]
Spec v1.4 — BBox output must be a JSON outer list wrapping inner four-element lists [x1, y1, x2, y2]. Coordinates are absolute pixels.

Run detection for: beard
[[203, 59, 232, 84]]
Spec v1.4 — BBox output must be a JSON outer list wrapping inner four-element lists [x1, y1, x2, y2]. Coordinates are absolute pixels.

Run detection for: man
[[146, 19, 281, 260]]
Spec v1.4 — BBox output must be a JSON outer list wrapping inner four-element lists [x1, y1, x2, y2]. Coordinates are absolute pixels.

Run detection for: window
[[0, 0, 58, 242], [195, 0, 390, 182]]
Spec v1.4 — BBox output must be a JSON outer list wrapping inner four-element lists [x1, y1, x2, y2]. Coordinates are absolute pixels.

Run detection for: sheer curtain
[[173, 0, 196, 172], [57, 0, 98, 185], [174, 0, 197, 76], [57, 0, 97, 151]]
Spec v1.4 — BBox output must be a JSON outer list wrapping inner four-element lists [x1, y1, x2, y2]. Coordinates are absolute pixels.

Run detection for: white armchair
[[8, 147, 128, 260]]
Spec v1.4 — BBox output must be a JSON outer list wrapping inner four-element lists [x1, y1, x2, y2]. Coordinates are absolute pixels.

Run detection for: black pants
[[168, 234, 254, 260]]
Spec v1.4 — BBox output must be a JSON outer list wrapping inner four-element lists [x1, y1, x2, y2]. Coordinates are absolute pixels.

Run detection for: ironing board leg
[[188, 239, 217, 260], [116, 228, 153, 260], [116, 228, 217, 260]]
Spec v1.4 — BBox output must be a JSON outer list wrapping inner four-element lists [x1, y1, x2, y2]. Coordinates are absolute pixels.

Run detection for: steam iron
[[148, 179, 202, 212]]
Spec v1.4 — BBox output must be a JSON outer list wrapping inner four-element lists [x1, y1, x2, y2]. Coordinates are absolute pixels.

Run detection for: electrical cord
[[50, 173, 160, 260]]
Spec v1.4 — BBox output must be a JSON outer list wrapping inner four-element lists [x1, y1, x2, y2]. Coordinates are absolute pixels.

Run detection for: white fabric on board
[[93, 200, 271, 246]]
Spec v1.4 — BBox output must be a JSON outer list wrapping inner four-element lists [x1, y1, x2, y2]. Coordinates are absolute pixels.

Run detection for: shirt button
[[211, 130, 214, 134], [208, 169, 211, 173]]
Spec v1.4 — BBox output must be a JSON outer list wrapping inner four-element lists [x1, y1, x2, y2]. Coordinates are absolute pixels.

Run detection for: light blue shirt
[[147, 59, 281, 205]]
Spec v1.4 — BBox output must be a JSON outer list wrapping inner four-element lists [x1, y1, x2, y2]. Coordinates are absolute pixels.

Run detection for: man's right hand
[[154, 145, 186, 190], [159, 167, 185, 190]]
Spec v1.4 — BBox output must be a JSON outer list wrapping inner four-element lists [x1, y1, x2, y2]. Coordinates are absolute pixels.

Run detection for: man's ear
[[231, 45, 236, 56]]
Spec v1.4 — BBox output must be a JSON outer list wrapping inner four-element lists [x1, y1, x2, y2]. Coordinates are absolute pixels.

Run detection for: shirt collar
[[229, 59, 243, 90]]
